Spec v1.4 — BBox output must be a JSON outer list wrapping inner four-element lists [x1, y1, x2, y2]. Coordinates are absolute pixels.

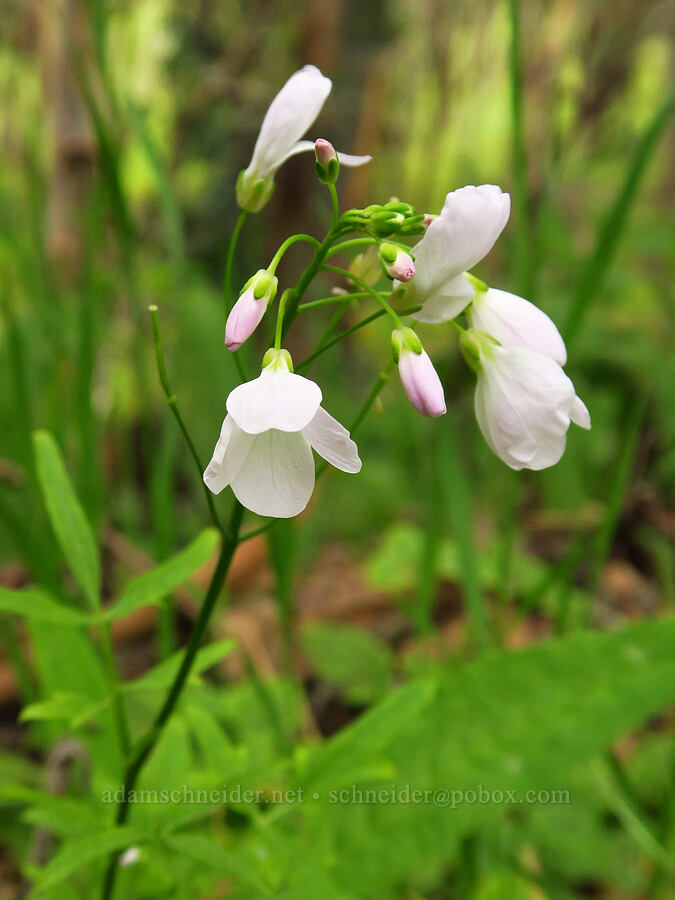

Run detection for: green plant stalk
[[281, 231, 337, 332], [100, 501, 244, 900], [325, 237, 378, 257], [322, 264, 403, 328], [149, 306, 224, 534], [565, 90, 674, 347], [298, 290, 389, 311], [268, 233, 320, 273]]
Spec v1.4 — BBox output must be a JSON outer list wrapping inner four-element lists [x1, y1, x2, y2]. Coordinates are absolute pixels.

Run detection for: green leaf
[[301, 623, 393, 705], [125, 639, 236, 693], [19, 691, 107, 728], [29, 825, 145, 895], [102, 529, 219, 621], [32, 430, 100, 608], [164, 834, 277, 898], [0, 586, 89, 624]]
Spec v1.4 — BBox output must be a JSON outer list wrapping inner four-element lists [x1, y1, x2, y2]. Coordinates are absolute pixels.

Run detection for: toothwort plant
[[100, 64, 590, 898]]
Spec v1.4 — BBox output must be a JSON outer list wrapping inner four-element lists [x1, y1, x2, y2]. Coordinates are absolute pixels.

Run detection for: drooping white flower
[[402, 185, 510, 323], [469, 287, 567, 365], [392, 327, 446, 418], [236, 66, 371, 212], [204, 350, 361, 517], [460, 330, 590, 470]]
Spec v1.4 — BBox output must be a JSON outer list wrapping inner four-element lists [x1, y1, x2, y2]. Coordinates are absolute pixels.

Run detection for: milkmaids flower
[[225, 269, 278, 351], [203, 349, 361, 517], [468, 286, 567, 365], [236, 65, 371, 212], [392, 328, 446, 418], [400, 185, 510, 323], [460, 330, 590, 470]]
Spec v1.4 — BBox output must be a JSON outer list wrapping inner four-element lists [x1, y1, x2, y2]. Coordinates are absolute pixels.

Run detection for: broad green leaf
[[0, 586, 89, 624], [29, 825, 145, 895], [102, 528, 219, 621], [254, 617, 675, 899], [301, 622, 394, 705], [32, 430, 100, 608]]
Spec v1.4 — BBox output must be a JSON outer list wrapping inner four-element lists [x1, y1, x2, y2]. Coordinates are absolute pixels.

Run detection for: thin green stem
[[281, 230, 336, 332], [298, 291, 388, 311], [328, 183, 339, 227], [223, 211, 247, 314], [100, 502, 244, 900], [296, 306, 421, 373], [274, 289, 292, 350], [322, 265, 403, 328], [326, 237, 378, 258], [449, 319, 466, 335], [268, 233, 320, 274], [149, 306, 224, 534]]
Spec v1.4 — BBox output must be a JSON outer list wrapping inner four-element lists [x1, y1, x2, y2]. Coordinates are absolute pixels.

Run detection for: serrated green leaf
[[102, 529, 219, 622], [32, 430, 100, 608]]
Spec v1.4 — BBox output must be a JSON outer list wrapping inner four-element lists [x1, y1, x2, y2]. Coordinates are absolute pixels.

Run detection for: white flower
[[469, 287, 567, 365], [237, 66, 371, 212], [461, 331, 590, 470], [204, 351, 361, 517], [403, 185, 510, 323]]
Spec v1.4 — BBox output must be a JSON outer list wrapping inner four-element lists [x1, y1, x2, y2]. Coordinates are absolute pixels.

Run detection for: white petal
[[474, 346, 581, 470], [230, 429, 315, 518], [570, 395, 591, 429], [226, 369, 322, 435], [412, 185, 510, 298], [335, 150, 372, 167], [470, 288, 567, 365], [203, 416, 234, 494], [411, 273, 475, 323], [249, 66, 331, 177], [303, 406, 362, 473]]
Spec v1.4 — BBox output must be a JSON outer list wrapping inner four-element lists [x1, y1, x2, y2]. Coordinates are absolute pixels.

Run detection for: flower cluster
[[205, 66, 590, 518]]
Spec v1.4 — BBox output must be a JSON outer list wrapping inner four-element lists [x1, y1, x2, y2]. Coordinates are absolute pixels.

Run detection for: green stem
[[296, 306, 421, 373], [274, 289, 292, 350], [298, 291, 388, 311], [281, 231, 336, 333], [328, 183, 339, 227], [149, 306, 224, 534], [321, 265, 403, 328], [268, 233, 320, 274], [325, 237, 378, 257], [100, 502, 244, 900], [223, 211, 247, 314]]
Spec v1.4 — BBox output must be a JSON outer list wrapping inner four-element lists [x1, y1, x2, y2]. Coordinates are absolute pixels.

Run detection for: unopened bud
[[392, 328, 446, 418], [225, 270, 278, 351], [379, 243, 416, 282], [422, 213, 436, 230], [314, 139, 339, 184]]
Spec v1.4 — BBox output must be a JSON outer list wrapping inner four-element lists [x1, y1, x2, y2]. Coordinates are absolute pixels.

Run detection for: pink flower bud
[[379, 242, 416, 281], [422, 213, 436, 230], [315, 138, 337, 167], [225, 270, 277, 351], [397, 346, 447, 418]]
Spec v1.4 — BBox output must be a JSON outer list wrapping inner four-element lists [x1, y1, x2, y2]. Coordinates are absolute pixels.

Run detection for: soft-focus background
[[1, 1, 674, 897]]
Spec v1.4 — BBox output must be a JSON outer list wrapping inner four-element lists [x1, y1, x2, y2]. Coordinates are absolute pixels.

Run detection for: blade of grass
[[565, 91, 674, 347], [507, 0, 532, 296]]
